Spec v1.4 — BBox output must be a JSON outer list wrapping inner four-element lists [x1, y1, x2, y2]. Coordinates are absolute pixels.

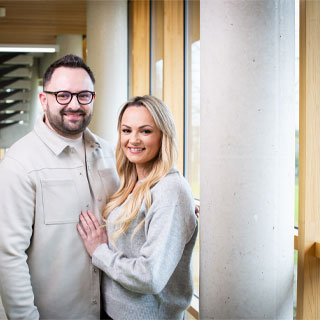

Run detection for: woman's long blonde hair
[[102, 95, 178, 244]]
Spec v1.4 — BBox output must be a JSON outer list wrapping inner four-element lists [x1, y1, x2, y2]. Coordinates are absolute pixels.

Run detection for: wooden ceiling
[[0, 0, 86, 44]]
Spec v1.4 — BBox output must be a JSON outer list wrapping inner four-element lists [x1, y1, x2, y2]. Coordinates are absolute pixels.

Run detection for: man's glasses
[[44, 90, 96, 105]]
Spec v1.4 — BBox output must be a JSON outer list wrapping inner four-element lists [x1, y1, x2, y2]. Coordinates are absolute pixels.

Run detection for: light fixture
[[0, 44, 59, 53]]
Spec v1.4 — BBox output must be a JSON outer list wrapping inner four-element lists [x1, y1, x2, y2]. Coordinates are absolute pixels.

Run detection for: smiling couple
[[0, 54, 198, 320]]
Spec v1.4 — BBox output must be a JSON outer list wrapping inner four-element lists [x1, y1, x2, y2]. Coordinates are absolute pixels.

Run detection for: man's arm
[[0, 156, 39, 320]]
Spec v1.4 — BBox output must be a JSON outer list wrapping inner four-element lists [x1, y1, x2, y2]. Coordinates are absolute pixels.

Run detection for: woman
[[77, 95, 198, 319]]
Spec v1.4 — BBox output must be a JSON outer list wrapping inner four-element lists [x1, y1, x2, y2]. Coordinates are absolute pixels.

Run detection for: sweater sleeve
[[92, 186, 196, 295], [0, 157, 40, 320]]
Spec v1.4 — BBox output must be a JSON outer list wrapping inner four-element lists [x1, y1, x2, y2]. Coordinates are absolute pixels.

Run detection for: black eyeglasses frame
[[44, 90, 96, 105]]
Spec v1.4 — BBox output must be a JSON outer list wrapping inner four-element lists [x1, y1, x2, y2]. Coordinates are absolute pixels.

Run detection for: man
[[0, 54, 119, 319]]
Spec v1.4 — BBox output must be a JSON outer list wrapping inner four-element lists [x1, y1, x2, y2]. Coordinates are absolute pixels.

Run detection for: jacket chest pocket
[[41, 179, 80, 224]]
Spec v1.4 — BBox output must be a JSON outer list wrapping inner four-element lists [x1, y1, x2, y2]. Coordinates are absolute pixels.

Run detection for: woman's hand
[[77, 210, 108, 257]]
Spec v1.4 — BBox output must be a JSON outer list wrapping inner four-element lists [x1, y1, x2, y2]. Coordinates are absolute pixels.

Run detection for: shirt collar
[[34, 115, 101, 156]]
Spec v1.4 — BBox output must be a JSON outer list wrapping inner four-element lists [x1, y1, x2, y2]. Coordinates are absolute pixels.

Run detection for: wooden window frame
[[297, 0, 320, 318], [129, 0, 184, 174]]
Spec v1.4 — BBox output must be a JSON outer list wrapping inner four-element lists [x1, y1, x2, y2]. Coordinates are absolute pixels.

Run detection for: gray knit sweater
[[92, 169, 198, 320]]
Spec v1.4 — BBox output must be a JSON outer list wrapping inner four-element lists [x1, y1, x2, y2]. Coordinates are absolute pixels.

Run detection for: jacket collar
[[34, 115, 101, 156]]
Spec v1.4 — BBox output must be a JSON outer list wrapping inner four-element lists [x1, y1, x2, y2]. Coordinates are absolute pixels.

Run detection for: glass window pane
[[186, 0, 200, 200], [150, 0, 164, 100], [185, 0, 200, 298]]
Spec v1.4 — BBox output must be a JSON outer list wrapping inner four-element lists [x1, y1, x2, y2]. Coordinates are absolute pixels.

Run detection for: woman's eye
[[122, 129, 131, 133], [142, 130, 151, 134]]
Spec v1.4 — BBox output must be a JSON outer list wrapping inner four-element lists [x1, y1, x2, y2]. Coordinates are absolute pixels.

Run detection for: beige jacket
[[0, 117, 119, 319]]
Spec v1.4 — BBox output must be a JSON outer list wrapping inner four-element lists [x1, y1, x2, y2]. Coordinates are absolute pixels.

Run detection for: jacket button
[[92, 299, 97, 304]]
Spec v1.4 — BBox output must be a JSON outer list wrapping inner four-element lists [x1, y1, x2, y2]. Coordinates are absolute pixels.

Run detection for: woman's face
[[120, 106, 162, 177]]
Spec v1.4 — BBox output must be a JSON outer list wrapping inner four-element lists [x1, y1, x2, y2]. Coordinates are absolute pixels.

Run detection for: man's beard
[[45, 103, 93, 137]]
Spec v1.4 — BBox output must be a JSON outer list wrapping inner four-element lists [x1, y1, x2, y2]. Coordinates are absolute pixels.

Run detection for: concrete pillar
[[56, 34, 83, 58], [200, 0, 295, 319], [39, 34, 83, 78], [87, 0, 128, 147]]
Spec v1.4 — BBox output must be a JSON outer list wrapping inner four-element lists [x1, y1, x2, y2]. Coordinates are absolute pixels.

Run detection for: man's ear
[[39, 92, 48, 112]]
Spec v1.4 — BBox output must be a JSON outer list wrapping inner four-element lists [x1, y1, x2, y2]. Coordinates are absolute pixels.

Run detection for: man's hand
[[77, 210, 108, 257]]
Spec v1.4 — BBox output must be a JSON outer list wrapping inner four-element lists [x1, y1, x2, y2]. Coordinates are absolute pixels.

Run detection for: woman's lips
[[128, 147, 145, 154]]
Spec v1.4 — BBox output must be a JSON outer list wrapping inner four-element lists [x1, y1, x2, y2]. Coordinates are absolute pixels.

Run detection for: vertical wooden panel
[[297, 0, 320, 318], [163, 0, 184, 173], [152, 0, 164, 63], [150, 0, 164, 99], [191, 0, 200, 43], [83, 36, 87, 62], [130, 0, 150, 97]]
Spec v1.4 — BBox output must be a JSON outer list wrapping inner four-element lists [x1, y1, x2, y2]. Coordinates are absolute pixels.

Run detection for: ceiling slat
[[0, 0, 86, 44]]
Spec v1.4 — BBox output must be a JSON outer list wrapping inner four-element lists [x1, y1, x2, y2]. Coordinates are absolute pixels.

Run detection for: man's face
[[39, 67, 95, 139]]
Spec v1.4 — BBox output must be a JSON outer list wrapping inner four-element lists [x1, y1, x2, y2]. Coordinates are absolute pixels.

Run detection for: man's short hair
[[43, 54, 95, 89]]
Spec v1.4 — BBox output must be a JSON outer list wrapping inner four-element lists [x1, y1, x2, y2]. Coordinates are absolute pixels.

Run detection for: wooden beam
[[163, 0, 184, 173], [129, 0, 150, 97], [150, 0, 164, 99], [295, 235, 298, 251], [297, 0, 320, 318], [188, 305, 199, 320]]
